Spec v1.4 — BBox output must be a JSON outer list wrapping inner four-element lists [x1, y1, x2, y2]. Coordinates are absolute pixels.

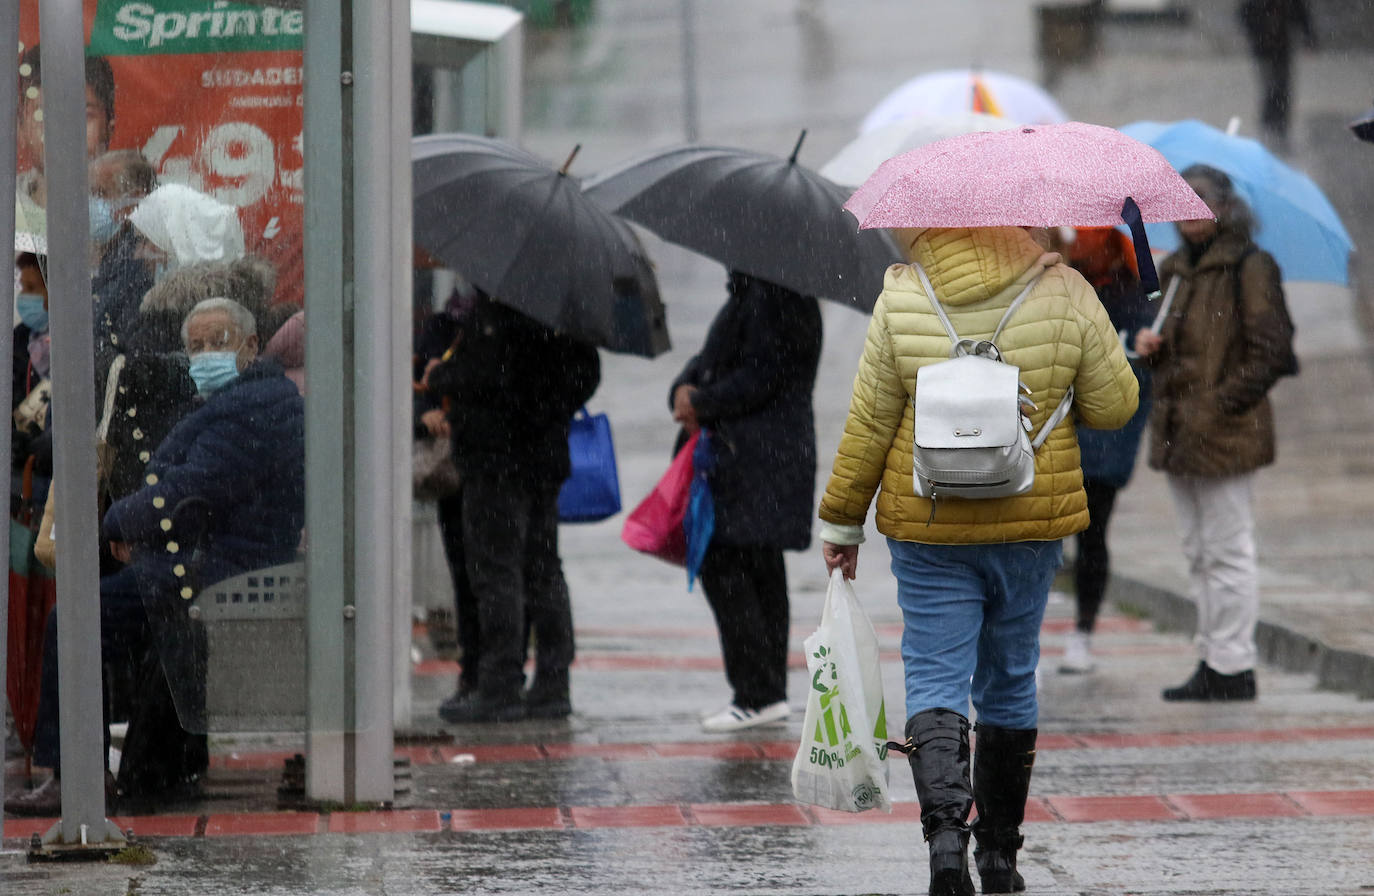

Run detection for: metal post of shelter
[[0, 0, 16, 823], [303, 0, 409, 804], [39, 0, 124, 851]]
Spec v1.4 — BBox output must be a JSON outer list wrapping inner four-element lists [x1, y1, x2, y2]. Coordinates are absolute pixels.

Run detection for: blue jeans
[[888, 538, 1062, 729]]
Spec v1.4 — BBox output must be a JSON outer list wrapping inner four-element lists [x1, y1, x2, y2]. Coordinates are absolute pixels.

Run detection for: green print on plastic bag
[[808, 644, 889, 763]]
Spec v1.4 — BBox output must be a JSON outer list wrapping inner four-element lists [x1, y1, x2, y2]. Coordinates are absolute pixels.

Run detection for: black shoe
[[524, 691, 572, 720], [1162, 662, 1257, 701], [437, 682, 478, 720], [438, 691, 526, 724], [524, 669, 572, 720]]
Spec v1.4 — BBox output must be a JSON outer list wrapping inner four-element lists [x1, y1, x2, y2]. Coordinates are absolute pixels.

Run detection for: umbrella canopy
[[860, 69, 1067, 135], [845, 121, 1214, 230], [412, 133, 670, 358], [1350, 104, 1374, 143], [820, 112, 1018, 187], [583, 137, 903, 310], [1119, 119, 1354, 285]]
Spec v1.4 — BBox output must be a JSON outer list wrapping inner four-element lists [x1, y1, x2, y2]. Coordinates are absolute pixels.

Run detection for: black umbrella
[[412, 133, 670, 358], [582, 133, 903, 311], [1350, 104, 1374, 143]]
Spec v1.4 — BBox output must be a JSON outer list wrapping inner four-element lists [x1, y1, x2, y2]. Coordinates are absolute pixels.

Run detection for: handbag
[[620, 431, 698, 565], [791, 569, 892, 813], [558, 407, 621, 523], [413, 434, 461, 501]]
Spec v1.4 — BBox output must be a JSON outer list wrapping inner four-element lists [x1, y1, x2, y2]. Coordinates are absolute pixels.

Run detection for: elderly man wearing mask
[[5, 297, 304, 815]]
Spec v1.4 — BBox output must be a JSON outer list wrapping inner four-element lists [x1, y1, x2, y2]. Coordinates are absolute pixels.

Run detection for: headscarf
[[128, 183, 246, 270]]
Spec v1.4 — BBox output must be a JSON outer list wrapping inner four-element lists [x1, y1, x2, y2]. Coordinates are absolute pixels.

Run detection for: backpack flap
[[913, 355, 1023, 449]]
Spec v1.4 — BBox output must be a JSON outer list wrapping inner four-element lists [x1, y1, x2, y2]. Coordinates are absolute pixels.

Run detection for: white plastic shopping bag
[[790, 569, 892, 813]]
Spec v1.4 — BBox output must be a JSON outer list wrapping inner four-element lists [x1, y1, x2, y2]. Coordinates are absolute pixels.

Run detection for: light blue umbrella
[[1118, 119, 1354, 285]]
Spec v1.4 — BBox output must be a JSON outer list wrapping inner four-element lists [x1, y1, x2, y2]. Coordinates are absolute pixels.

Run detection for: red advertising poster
[[18, 0, 306, 305]]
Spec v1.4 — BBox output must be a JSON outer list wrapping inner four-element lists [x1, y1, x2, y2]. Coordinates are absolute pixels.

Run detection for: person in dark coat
[[1059, 228, 1155, 674], [424, 296, 600, 723], [5, 298, 305, 815], [89, 149, 158, 398], [670, 271, 823, 732], [11, 253, 53, 518], [413, 287, 481, 701], [1135, 165, 1296, 703], [1238, 0, 1316, 151]]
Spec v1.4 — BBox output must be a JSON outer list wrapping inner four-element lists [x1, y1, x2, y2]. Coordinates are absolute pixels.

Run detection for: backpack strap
[[911, 262, 1073, 445], [1030, 385, 1075, 449], [911, 263, 1043, 357]]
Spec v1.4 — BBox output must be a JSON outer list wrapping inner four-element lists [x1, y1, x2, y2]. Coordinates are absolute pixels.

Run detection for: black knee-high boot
[[971, 723, 1037, 894], [905, 709, 975, 896]]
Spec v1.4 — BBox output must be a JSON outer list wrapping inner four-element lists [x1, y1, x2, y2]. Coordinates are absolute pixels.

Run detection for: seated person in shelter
[[101, 257, 277, 506], [4, 297, 306, 815]]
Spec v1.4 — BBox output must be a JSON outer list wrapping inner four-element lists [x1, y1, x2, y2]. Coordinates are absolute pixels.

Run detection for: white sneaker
[[1059, 630, 1095, 674], [699, 702, 732, 722], [701, 700, 790, 733]]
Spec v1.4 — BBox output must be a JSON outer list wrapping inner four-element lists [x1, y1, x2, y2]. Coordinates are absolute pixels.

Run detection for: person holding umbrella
[[424, 295, 601, 723], [670, 271, 823, 733], [1135, 164, 1298, 703], [819, 224, 1138, 896]]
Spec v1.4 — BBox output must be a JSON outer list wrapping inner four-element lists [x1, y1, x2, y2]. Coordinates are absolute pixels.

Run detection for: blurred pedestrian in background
[[1135, 164, 1298, 702], [1059, 227, 1154, 674], [425, 296, 600, 723], [820, 226, 1137, 896], [670, 271, 822, 734], [1238, 0, 1316, 153], [89, 149, 158, 392]]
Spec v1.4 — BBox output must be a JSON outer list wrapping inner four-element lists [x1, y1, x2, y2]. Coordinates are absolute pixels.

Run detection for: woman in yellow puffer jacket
[[819, 225, 1138, 896]]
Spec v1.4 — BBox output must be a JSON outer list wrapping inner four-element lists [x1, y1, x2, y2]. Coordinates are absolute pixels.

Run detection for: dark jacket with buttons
[[102, 353, 199, 503], [102, 358, 305, 592]]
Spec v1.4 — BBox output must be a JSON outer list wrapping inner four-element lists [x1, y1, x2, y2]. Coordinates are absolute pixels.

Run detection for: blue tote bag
[[558, 407, 622, 523]]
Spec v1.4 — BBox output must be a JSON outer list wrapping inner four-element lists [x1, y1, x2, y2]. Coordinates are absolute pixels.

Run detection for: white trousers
[[1165, 473, 1259, 674]]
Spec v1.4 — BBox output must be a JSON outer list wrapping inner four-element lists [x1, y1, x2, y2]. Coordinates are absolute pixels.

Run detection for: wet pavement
[[6, 1, 1374, 893]]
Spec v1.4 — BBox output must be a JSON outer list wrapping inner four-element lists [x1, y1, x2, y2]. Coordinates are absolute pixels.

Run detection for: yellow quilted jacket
[[818, 227, 1139, 544]]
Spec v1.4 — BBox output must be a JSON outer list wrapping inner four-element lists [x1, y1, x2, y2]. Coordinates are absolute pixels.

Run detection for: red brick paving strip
[[10, 789, 1374, 842], [204, 812, 322, 837], [568, 805, 689, 828], [1047, 795, 1185, 823], [327, 809, 443, 834]]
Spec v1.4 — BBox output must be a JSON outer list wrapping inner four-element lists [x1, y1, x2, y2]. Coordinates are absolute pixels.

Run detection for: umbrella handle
[[1120, 197, 1161, 300]]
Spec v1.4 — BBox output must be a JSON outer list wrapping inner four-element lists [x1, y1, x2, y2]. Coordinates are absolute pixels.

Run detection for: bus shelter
[[0, 0, 511, 853]]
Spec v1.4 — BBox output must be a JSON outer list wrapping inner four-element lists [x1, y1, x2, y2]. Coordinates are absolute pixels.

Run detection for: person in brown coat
[[1135, 164, 1297, 702]]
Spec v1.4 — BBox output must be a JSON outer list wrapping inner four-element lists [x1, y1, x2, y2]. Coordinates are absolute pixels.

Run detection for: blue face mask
[[188, 351, 241, 396], [89, 196, 120, 244], [16, 293, 48, 333]]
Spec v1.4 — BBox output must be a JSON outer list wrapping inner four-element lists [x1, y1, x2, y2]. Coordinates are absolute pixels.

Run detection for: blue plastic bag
[[558, 407, 621, 523], [684, 430, 715, 590]]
